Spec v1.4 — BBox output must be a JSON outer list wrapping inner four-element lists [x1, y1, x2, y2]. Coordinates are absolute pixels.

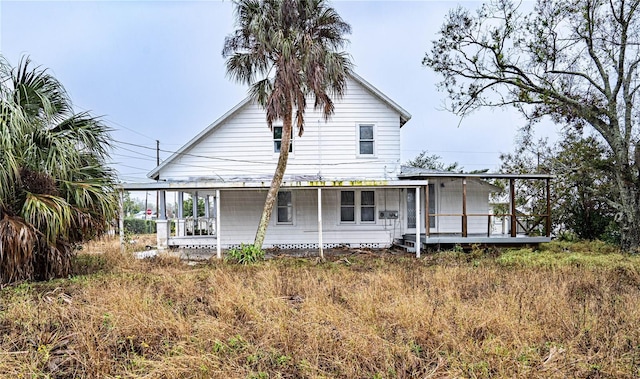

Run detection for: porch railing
[[171, 217, 216, 237], [425, 212, 551, 238]]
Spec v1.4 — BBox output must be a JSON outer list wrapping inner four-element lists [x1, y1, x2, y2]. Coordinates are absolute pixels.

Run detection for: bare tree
[[424, 0, 640, 251]]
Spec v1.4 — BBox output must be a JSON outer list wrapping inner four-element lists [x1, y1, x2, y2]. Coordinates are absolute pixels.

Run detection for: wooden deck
[[403, 233, 550, 248]]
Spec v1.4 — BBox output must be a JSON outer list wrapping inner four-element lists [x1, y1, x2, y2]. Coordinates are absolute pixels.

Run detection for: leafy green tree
[[405, 150, 463, 172], [122, 191, 141, 217], [182, 197, 206, 218], [499, 133, 617, 241], [223, 0, 353, 249], [424, 0, 640, 251], [0, 57, 118, 283]]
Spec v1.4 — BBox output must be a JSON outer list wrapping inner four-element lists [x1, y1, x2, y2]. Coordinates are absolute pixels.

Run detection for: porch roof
[[119, 178, 430, 191], [398, 167, 554, 180]]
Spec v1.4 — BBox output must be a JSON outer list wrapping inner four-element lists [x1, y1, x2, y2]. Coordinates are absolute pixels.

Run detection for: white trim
[[339, 189, 377, 225], [272, 125, 294, 156], [121, 179, 430, 191], [339, 190, 356, 224], [216, 189, 221, 259], [317, 188, 323, 259], [348, 72, 411, 126], [148, 97, 252, 179], [275, 190, 295, 225], [147, 72, 412, 180], [356, 123, 376, 158], [415, 186, 421, 258]]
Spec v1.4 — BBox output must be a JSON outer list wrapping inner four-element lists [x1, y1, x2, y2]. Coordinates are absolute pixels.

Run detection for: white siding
[[158, 77, 402, 181], [218, 188, 403, 248]]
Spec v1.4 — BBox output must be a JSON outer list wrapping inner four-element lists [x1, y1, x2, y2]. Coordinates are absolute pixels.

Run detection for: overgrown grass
[[1, 238, 639, 378]]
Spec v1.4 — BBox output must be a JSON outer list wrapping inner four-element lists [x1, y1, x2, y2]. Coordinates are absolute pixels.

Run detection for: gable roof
[[148, 72, 411, 179]]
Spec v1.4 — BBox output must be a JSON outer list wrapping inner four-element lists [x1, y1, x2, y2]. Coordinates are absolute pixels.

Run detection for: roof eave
[[348, 72, 412, 126], [147, 97, 253, 179]]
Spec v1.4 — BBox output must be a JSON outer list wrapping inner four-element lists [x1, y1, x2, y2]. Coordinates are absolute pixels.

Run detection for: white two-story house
[[121, 73, 551, 257]]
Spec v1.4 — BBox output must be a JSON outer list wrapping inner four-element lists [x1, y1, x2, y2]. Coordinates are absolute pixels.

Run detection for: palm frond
[[21, 192, 73, 244], [0, 214, 37, 284]]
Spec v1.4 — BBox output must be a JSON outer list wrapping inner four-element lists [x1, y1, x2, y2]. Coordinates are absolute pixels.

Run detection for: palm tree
[[0, 57, 118, 284], [223, 0, 353, 249]]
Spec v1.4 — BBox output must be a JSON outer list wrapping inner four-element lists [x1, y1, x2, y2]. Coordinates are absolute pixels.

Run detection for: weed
[[227, 243, 265, 264], [1, 237, 639, 378]]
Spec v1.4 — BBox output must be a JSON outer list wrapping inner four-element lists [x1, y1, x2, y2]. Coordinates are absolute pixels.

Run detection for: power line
[[111, 153, 157, 162], [72, 103, 158, 142], [113, 139, 399, 167]]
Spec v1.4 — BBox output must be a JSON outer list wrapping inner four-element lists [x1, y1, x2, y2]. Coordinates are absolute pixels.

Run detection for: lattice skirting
[[226, 242, 387, 250]]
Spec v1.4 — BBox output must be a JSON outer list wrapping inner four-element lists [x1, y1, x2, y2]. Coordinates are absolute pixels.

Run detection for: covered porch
[[397, 172, 554, 252], [119, 179, 430, 258]]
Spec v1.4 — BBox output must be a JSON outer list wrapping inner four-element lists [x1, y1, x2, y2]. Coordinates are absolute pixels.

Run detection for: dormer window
[[358, 124, 374, 155], [273, 126, 293, 153]]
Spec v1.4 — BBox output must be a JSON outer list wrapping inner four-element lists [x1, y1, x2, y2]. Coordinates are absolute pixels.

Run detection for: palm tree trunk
[[254, 107, 293, 249]]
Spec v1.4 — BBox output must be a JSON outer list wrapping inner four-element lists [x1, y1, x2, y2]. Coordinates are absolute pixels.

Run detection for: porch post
[[158, 190, 166, 220], [205, 195, 210, 219], [425, 181, 430, 237], [177, 192, 185, 237], [216, 189, 221, 259], [462, 178, 467, 237], [546, 178, 551, 237], [119, 189, 124, 252], [415, 186, 421, 258], [156, 190, 168, 250], [510, 179, 516, 237], [193, 191, 198, 235], [317, 188, 323, 259]]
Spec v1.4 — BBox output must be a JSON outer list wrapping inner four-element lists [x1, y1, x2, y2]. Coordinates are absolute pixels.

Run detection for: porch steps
[[393, 238, 416, 253]]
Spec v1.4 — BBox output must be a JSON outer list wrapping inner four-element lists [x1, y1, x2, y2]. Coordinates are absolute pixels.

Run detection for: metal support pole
[[546, 178, 551, 237], [216, 190, 221, 259], [425, 182, 430, 237], [193, 191, 198, 235], [158, 191, 166, 220], [318, 188, 323, 259], [119, 190, 125, 252], [510, 178, 516, 237], [415, 186, 421, 258], [462, 178, 468, 237]]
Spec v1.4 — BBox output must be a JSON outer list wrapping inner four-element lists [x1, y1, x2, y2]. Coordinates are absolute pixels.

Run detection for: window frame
[[340, 190, 356, 223], [276, 190, 294, 225], [356, 123, 376, 157], [340, 190, 376, 224], [273, 126, 293, 154], [360, 190, 376, 223]]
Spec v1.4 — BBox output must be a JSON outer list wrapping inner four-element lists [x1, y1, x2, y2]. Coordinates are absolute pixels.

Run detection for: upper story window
[[277, 191, 293, 224], [358, 124, 375, 155], [273, 126, 293, 153]]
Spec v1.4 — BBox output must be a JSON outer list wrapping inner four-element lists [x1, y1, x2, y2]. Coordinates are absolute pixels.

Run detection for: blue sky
[[1, 0, 558, 183]]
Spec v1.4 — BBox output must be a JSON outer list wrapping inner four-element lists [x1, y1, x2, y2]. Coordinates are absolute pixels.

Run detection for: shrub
[[226, 243, 265, 264]]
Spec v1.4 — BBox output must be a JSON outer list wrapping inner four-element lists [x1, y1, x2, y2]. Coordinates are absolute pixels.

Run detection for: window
[[273, 126, 293, 153], [277, 191, 293, 224], [340, 191, 355, 222], [360, 191, 375, 222], [340, 190, 376, 223], [358, 124, 374, 155]]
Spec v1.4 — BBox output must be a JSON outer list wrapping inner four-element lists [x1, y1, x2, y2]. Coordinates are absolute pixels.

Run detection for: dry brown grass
[[1, 238, 640, 378]]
